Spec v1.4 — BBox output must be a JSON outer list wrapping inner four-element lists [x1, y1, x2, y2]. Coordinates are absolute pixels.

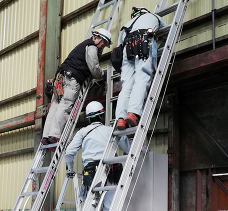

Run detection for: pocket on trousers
[[63, 77, 80, 102]]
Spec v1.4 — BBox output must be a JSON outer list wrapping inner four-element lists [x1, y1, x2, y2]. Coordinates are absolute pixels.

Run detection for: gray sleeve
[[85, 45, 104, 79], [119, 136, 131, 153], [65, 129, 84, 172]]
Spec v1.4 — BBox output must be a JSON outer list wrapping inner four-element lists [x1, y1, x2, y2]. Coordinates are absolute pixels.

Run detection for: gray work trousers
[[115, 37, 157, 119], [43, 76, 81, 139]]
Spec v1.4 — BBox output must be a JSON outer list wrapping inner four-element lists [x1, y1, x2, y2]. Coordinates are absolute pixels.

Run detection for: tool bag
[[111, 44, 124, 73], [111, 15, 140, 72], [44, 67, 63, 100]]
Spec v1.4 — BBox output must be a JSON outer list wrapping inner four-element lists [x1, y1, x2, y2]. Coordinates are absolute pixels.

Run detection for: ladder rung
[[111, 73, 120, 80], [156, 24, 171, 38], [103, 155, 128, 164], [158, 47, 164, 57], [31, 167, 49, 174], [93, 185, 117, 192], [156, 2, 179, 17], [40, 143, 58, 149], [93, 18, 110, 28], [212, 173, 228, 177], [21, 192, 39, 197], [99, 0, 116, 10], [62, 200, 76, 204], [110, 96, 118, 102], [113, 126, 137, 137]]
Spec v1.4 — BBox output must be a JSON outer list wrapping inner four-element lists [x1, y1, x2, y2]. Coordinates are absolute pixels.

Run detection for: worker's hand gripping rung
[[109, 1, 189, 210]]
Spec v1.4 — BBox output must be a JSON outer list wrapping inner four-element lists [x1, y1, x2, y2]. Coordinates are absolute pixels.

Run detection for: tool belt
[[125, 28, 155, 61], [83, 160, 123, 189], [53, 73, 63, 103]]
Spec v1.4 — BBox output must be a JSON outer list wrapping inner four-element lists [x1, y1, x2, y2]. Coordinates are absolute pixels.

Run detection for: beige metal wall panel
[[0, 38, 38, 101], [61, 9, 95, 63], [63, 0, 92, 16], [215, 14, 228, 38], [0, 0, 40, 50], [216, 0, 228, 9], [0, 125, 34, 153], [0, 94, 36, 122], [0, 152, 33, 210], [148, 97, 169, 154], [175, 13, 228, 52]]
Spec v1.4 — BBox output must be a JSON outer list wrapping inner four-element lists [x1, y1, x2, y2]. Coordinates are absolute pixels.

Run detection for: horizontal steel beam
[[0, 147, 34, 158], [0, 112, 35, 133], [0, 88, 36, 106], [0, 31, 39, 57], [170, 45, 228, 83]]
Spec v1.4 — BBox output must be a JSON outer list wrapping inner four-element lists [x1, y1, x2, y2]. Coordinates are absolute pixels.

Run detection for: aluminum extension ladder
[[82, 0, 189, 210], [12, 0, 122, 210]]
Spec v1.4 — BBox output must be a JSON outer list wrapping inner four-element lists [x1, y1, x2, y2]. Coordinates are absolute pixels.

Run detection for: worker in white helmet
[[114, 7, 167, 130], [65, 101, 130, 210], [41, 28, 112, 151]]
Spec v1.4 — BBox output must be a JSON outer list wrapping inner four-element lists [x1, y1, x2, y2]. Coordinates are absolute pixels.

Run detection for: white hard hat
[[86, 101, 104, 118], [92, 28, 112, 47], [131, 7, 150, 19]]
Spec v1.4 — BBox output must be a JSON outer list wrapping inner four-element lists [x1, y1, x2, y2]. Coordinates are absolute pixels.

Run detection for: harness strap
[[82, 123, 102, 142]]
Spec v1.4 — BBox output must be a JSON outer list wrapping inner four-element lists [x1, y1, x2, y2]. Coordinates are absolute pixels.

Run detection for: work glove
[[66, 165, 75, 178]]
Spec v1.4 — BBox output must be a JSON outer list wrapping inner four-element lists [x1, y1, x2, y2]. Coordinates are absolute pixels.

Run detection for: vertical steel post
[[33, 0, 48, 207], [212, 0, 215, 50], [196, 170, 202, 211], [168, 94, 180, 211]]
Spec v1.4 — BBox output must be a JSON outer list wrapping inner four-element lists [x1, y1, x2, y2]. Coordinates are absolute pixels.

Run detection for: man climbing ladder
[[82, 0, 189, 210], [12, 0, 122, 210]]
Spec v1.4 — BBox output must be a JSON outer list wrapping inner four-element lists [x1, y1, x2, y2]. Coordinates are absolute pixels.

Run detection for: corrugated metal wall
[[0, 0, 40, 209], [0, 0, 39, 50], [0, 126, 34, 210], [0, 38, 38, 102]]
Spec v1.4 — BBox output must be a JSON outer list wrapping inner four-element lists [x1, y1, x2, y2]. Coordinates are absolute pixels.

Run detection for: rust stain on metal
[[0, 112, 35, 131], [36, 0, 47, 107], [171, 45, 228, 83]]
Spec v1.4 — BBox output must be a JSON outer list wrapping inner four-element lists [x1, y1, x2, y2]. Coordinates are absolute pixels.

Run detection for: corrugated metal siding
[[0, 0, 40, 50], [0, 94, 36, 122], [0, 125, 34, 154], [0, 125, 34, 209], [0, 152, 33, 210], [61, 0, 228, 62], [63, 0, 92, 16], [0, 38, 38, 101]]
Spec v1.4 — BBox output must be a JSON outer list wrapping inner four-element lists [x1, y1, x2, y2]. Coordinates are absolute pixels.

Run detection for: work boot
[[116, 118, 127, 130], [125, 113, 139, 127], [48, 136, 60, 152], [41, 137, 50, 145]]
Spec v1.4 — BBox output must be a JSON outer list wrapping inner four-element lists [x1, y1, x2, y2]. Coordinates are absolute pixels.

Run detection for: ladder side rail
[[105, 0, 121, 31], [73, 174, 82, 211], [55, 177, 70, 211], [12, 145, 47, 210], [82, 124, 120, 211], [109, 1, 189, 210], [86, 0, 105, 38], [105, 60, 113, 126], [155, 0, 168, 13], [32, 78, 93, 210]]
